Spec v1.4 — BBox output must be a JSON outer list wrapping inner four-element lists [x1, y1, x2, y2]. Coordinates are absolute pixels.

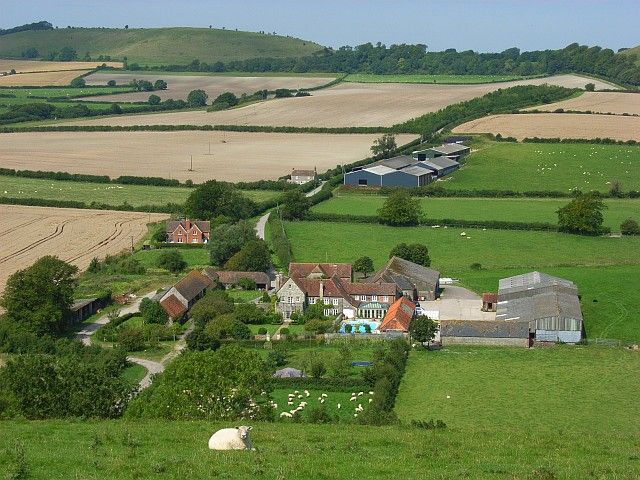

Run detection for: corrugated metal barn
[[496, 271, 583, 343]]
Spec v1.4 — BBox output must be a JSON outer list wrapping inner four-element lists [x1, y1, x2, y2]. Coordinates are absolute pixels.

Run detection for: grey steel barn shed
[[496, 271, 583, 343]]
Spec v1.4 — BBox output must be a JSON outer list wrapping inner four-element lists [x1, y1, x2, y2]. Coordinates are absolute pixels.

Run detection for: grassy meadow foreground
[[1, 345, 638, 479]]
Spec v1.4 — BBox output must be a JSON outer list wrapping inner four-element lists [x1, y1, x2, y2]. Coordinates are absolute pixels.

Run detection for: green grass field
[[285, 221, 640, 271], [0, 85, 135, 104], [272, 388, 371, 421], [121, 363, 147, 387], [227, 290, 264, 302], [313, 194, 640, 231], [0, 175, 279, 206], [132, 248, 210, 269], [447, 142, 640, 193], [0, 27, 323, 66], [344, 73, 531, 84], [1, 414, 638, 479]]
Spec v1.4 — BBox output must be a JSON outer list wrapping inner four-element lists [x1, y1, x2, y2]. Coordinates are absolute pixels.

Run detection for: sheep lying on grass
[[208, 426, 255, 451]]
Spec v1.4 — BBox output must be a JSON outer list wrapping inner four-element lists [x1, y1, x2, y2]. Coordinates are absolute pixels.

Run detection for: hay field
[[524, 91, 640, 115], [0, 205, 167, 294], [0, 131, 416, 183], [453, 113, 640, 141], [0, 70, 92, 86], [60, 74, 614, 128], [81, 72, 336, 102], [0, 59, 122, 74]]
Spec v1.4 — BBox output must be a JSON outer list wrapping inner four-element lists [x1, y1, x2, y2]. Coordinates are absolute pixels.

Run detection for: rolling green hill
[[0, 27, 323, 65], [619, 45, 640, 64]]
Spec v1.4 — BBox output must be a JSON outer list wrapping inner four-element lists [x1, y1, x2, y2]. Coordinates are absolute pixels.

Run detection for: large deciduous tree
[[353, 256, 374, 277], [557, 193, 607, 235], [370, 133, 397, 157], [409, 315, 438, 346], [224, 239, 271, 272], [389, 243, 431, 267], [184, 180, 256, 222], [208, 220, 258, 266], [187, 89, 209, 107], [1, 256, 78, 335], [378, 190, 421, 226], [280, 190, 310, 220]]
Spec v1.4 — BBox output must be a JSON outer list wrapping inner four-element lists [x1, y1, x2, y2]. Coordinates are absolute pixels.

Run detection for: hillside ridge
[[0, 27, 324, 65]]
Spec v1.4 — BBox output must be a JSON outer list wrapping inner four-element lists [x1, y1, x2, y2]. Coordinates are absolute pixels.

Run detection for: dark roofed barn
[[367, 256, 440, 301], [440, 320, 530, 347], [204, 269, 271, 290]]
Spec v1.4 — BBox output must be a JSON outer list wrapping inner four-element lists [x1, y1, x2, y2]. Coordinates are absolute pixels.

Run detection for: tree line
[[129, 43, 640, 87]]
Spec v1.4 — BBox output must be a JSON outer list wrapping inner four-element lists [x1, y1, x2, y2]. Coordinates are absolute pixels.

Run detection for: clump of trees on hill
[[557, 193, 609, 235], [0, 20, 53, 36]]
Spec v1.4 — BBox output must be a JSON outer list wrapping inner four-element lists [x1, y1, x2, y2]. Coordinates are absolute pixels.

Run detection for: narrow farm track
[[0, 205, 168, 295]]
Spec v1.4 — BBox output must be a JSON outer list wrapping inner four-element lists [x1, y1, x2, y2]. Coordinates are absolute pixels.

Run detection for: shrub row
[[306, 212, 559, 232], [0, 196, 183, 214], [358, 339, 410, 425], [267, 213, 292, 268]]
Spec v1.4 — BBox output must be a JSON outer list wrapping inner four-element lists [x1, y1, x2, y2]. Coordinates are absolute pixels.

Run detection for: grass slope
[[0, 28, 323, 66], [0, 175, 279, 207], [447, 142, 640, 193], [313, 194, 640, 231]]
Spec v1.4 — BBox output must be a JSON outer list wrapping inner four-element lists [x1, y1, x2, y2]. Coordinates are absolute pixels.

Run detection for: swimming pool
[[338, 320, 381, 334]]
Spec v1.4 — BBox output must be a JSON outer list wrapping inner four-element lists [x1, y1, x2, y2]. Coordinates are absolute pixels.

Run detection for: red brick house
[[165, 219, 210, 244]]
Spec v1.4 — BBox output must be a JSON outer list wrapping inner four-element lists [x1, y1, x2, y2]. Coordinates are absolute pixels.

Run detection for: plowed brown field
[[0, 60, 122, 73], [0, 205, 167, 294], [524, 92, 640, 115], [60, 74, 618, 128], [452, 113, 640, 141], [0, 70, 91, 86], [0, 131, 417, 183]]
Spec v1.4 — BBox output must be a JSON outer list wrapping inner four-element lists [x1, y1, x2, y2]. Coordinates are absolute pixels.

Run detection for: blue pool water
[[338, 320, 380, 334]]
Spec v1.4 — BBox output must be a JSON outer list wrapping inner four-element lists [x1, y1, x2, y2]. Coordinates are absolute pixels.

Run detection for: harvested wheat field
[[0, 205, 167, 294], [0, 70, 92, 86], [0, 59, 122, 74], [61, 74, 615, 128], [0, 131, 416, 183], [453, 113, 640, 141], [524, 92, 640, 115], [81, 72, 336, 102]]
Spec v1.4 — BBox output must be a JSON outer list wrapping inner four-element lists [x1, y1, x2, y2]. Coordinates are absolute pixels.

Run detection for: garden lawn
[[284, 221, 640, 271], [227, 290, 263, 302], [446, 141, 640, 192], [0, 175, 278, 207], [396, 345, 640, 435], [312, 194, 640, 231], [132, 248, 210, 269], [344, 74, 529, 84], [121, 363, 147, 387], [454, 264, 640, 343], [1, 418, 638, 479]]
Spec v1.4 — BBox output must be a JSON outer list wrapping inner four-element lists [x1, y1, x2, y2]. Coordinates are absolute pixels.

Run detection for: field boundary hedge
[[306, 212, 559, 232], [267, 213, 293, 267], [0, 195, 182, 213]]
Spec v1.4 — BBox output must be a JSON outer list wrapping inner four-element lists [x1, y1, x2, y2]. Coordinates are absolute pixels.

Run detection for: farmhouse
[[378, 297, 416, 334], [160, 269, 213, 319], [496, 271, 583, 343], [366, 256, 440, 301], [203, 268, 271, 291], [276, 262, 398, 320], [289, 168, 317, 185], [165, 219, 210, 244]]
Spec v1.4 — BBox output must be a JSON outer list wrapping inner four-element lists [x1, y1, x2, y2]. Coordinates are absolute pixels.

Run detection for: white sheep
[[299, 402, 307, 407], [304, 390, 310, 397], [280, 412, 292, 418], [208, 426, 254, 451], [320, 398, 325, 404], [369, 398, 373, 403], [287, 401, 294, 406], [297, 394, 303, 399], [368, 391, 374, 395], [357, 392, 363, 396], [337, 403, 341, 409], [321, 393, 328, 398], [350, 396, 357, 402]]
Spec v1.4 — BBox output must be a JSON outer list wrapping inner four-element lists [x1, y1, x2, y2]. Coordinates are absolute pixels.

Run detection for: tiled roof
[[210, 270, 270, 285], [369, 256, 439, 293], [290, 276, 359, 307], [166, 219, 210, 234], [440, 320, 529, 339], [379, 297, 415, 332], [482, 293, 498, 303], [345, 282, 397, 296], [173, 270, 212, 302], [160, 294, 187, 318], [288, 263, 352, 281]]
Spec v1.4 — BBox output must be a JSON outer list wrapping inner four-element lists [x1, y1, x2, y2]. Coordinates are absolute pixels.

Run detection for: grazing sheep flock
[[275, 389, 375, 420], [208, 426, 255, 451]]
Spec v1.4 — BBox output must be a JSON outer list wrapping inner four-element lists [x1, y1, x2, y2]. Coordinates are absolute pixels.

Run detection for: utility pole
[[130, 236, 134, 252], [189, 155, 193, 171]]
